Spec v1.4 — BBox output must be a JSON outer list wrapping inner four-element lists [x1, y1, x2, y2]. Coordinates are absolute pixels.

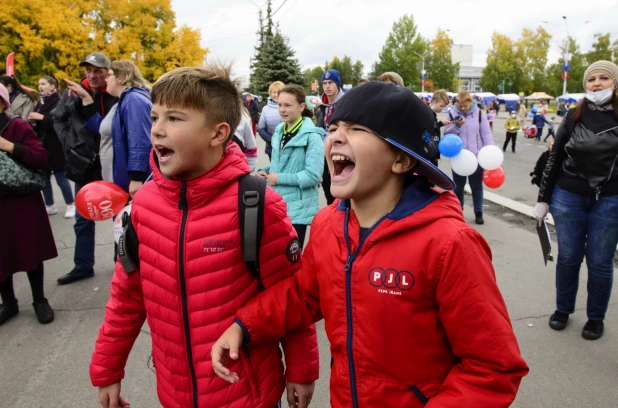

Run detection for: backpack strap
[[238, 174, 267, 291], [479, 109, 482, 124], [0, 117, 17, 136]]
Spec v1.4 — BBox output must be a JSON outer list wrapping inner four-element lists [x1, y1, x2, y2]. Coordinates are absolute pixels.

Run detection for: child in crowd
[[212, 82, 529, 407], [90, 65, 318, 408], [429, 89, 451, 165], [543, 116, 556, 142], [232, 104, 258, 172], [531, 141, 554, 186], [257, 85, 324, 248]]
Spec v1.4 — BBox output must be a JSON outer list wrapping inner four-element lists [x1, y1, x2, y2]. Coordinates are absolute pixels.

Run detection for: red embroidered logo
[[202, 239, 234, 253]]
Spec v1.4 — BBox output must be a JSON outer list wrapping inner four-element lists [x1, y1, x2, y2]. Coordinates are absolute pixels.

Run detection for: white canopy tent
[[496, 94, 521, 101]]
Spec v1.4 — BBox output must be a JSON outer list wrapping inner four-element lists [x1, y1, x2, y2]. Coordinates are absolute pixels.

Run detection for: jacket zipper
[[343, 208, 388, 408], [178, 182, 198, 408]]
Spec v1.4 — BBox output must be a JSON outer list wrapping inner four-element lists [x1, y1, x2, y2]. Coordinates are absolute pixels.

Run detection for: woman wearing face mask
[[256, 84, 324, 247], [84, 60, 152, 198], [503, 110, 522, 153], [0, 76, 36, 120], [534, 60, 618, 341], [28, 76, 76, 218], [258, 81, 285, 162], [444, 90, 494, 225]]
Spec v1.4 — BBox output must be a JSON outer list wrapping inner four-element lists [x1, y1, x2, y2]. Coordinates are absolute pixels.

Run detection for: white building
[[451, 44, 483, 92]]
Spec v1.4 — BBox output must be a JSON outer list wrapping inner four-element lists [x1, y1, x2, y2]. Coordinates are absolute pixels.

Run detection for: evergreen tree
[[249, 0, 302, 96]]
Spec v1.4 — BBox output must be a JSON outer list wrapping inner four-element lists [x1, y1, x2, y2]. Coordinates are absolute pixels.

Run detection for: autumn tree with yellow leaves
[[0, 0, 208, 87]]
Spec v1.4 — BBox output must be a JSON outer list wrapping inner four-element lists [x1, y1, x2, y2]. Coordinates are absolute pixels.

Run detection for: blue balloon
[[528, 113, 534, 118], [439, 134, 463, 158], [532, 106, 538, 113], [486, 113, 491, 119]]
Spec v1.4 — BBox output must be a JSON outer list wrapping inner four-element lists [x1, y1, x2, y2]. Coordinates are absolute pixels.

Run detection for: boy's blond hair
[[151, 65, 242, 136], [268, 81, 285, 95], [457, 90, 473, 103], [377, 72, 404, 87], [432, 89, 449, 105]]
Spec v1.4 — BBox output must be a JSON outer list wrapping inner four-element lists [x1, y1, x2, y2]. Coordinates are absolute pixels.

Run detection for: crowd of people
[[0, 49, 617, 408]]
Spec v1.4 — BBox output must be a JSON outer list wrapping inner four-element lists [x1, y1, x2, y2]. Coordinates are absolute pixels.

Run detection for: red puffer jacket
[[237, 180, 529, 407], [90, 144, 319, 408]]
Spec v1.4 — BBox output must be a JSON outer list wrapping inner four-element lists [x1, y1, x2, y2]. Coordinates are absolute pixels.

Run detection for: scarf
[[40, 89, 57, 105]]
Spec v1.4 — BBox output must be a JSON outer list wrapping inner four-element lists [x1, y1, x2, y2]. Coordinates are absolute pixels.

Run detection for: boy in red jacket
[[91, 66, 318, 408], [212, 82, 529, 407]]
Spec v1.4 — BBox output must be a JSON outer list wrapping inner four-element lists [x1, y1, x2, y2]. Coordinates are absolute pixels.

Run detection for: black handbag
[[0, 118, 47, 196]]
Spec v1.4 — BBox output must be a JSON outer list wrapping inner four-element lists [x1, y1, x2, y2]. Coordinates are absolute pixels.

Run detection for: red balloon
[[75, 181, 129, 221], [483, 167, 505, 189]]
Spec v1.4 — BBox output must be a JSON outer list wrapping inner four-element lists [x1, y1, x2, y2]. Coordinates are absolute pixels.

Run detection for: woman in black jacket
[[27, 76, 75, 218], [533, 60, 618, 340]]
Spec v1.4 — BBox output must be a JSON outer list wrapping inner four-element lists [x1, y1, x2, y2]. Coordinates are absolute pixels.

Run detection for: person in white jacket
[[232, 108, 258, 172]]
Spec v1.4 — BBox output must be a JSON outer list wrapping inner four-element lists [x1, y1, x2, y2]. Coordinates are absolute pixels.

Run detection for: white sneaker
[[64, 204, 76, 219], [46, 205, 58, 215]]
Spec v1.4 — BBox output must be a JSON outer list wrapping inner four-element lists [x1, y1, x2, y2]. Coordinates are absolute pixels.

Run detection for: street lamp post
[[498, 78, 512, 95], [412, 50, 431, 93]]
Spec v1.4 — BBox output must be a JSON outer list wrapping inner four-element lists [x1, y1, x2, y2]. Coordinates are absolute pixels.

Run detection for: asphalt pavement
[[2, 120, 618, 408]]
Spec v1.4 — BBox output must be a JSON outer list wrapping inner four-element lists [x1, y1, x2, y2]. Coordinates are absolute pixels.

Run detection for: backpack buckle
[[243, 191, 259, 207]]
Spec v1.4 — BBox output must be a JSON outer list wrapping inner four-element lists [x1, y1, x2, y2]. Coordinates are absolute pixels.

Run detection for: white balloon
[[112, 203, 132, 244], [477, 145, 504, 171], [450, 149, 478, 176]]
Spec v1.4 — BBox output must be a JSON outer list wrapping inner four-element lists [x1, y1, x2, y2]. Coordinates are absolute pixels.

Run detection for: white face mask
[[585, 87, 615, 105]]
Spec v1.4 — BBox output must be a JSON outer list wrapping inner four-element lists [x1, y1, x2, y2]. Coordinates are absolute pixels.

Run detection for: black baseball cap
[[79, 52, 111, 68], [330, 81, 455, 191]]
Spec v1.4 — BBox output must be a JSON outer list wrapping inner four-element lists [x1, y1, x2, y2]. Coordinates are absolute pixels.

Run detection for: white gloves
[[533, 202, 549, 221]]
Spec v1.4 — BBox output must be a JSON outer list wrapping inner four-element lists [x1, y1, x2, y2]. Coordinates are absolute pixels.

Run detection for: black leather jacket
[[538, 109, 618, 202]]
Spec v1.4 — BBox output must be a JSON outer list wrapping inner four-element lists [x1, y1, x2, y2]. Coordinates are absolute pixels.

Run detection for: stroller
[[524, 125, 537, 139]]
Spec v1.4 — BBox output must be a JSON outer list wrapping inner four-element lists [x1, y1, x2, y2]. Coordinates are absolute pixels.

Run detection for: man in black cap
[[52, 52, 118, 285]]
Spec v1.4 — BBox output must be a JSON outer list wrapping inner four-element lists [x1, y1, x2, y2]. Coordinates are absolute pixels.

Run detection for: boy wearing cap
[[212, 82, 528, 407], [317, 69, 344, 205]]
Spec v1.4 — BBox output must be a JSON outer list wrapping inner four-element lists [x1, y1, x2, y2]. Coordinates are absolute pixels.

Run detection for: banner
[[6, 52, 14, 76]]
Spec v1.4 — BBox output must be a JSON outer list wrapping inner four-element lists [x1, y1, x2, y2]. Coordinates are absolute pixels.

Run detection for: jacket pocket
[[241, 347, 260, 400], [408, 385, 429, 405]]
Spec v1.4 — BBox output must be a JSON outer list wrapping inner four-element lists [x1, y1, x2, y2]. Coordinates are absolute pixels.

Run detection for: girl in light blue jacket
[[257, 85, 324, 247]]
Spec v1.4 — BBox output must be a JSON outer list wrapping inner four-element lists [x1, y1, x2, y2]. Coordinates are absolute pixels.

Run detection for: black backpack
[[231, 135, 247, 153], [118, 175, 267, 290]]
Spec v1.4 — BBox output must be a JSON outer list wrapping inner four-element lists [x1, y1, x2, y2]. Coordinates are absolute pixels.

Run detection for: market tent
[[496, 93, 521, 101], [526, 92, 554, 100], [557, 93, 585, 103], [447, 92, 457, 98], [414, 92, 432, 99]]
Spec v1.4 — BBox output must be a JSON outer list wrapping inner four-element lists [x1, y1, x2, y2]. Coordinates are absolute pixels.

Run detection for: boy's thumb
[[229, 338, 241, 360]]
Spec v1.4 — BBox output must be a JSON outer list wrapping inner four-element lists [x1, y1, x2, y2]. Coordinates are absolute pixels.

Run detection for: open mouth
[[155, 145, 175, 163], [331, 154, 355, 181]]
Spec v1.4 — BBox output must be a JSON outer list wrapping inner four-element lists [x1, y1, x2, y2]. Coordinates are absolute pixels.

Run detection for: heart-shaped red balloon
[[483, 167, 505, 189], [75, 181, 129, 221]]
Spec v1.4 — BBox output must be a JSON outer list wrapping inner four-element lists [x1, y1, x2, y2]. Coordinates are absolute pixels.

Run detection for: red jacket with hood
[[90, 144, 319, 408], [237, 178, 529, 407]]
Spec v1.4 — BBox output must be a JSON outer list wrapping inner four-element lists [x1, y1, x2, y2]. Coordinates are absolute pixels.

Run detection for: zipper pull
[[344, 256, 352, 273], [595, 186, 601, 201], [178, 182, 188, 210]]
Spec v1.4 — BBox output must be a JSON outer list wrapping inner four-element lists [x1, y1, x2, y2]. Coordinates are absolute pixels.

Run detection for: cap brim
[[385, 138, 456, 191], [79, 61, 106, 68]]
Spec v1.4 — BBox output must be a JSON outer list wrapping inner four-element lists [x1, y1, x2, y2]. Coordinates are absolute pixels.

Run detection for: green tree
[[324, 55, 364, 86], [303, 66, 324, 94], [545, 38, 586, 96], [515, 27, 552, 93], [480, 33, 524, 94], [0, 0, 207, 86], [587, 33, 613, 63], [425, 29, 459, 90], [249, 30, 303, 96], [370, 14, 429, 89]]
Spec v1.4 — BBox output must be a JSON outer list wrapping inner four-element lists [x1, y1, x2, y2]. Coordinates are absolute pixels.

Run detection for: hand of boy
[[211, 323, 244, 384], [98, 383, 130, 408], [286, 381, 315, 408]]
